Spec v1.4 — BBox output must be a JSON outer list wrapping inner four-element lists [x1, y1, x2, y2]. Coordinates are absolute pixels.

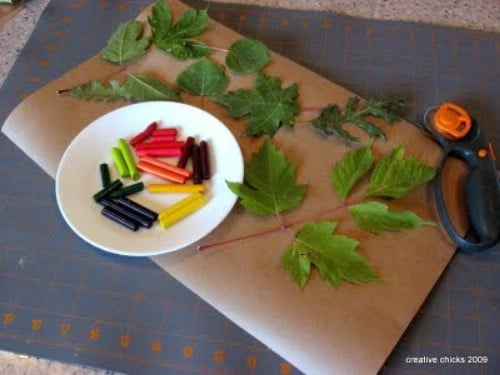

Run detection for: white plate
[[55, 101, 244, 256]]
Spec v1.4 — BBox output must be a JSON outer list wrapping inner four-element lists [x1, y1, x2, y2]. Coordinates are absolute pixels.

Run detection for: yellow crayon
[[159, 193, 203, 219], [159, 195, 206, 229], [148, 184, 205, 194]]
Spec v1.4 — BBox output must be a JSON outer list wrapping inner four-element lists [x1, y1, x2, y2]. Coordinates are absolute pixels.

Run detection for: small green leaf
[[312, 96, 404, 143], [349, 201, 435, 234], [100, 20, 150, 65], [366, 145, 437, 198], [282, 222, 379, 289], [226, 139, 306, 215], [122, 73, 180, 102], [226, 38, 271, 73], [148, 0, 211, 60], [176, 58, 229, 96], [331, 146, 374, 200], [219, 73, 299, 136], [67, 80, 125, 102]]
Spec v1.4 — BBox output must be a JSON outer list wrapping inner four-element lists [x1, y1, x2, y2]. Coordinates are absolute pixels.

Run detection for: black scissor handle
[[434, 150, 500, 252]]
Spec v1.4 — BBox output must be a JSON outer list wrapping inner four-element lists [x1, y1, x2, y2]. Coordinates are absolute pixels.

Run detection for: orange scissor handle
[[433, 102, 472, 140]]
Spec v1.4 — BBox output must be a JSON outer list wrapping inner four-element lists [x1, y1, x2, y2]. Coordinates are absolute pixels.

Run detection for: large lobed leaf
[[282, 222, 379, 289], [226, 139, 306, 215], [366, 145, 437, 198], [217, 73, 299, 136], [349, 201, 434, 234], [176, 57, 229, 96], [100, 20, 150, 65], [148, 0, 211, 59], [331, 145, 374, 200]]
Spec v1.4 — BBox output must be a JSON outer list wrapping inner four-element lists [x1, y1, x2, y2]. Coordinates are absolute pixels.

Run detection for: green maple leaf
[[67, 80, 125, 101], [176, 57, 229, 96], [282, 222, 379, 289], [366, 145, 436, 198], [349, 201, 435, 234], [148, 0, 211, 59], [100, 20, 150, 65], [226, 139, 306, 215], [331, 145, 374, 200], [217, 73, 299, 136], [312, 96, 403, 143], [226, 38, 271, 73], [121, 73, 180, 102]]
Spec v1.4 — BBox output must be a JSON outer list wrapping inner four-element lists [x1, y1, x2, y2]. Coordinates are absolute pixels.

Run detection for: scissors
[[421, 102, 500, 252]]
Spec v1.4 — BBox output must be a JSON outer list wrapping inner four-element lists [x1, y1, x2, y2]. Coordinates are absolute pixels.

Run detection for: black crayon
[[101, 206, 139, 231], [114, 197, 158, 222], [99, 198, 153, 228]]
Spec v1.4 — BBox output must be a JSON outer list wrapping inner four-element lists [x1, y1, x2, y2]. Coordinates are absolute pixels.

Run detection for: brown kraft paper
[[1, 1, 469, 374]]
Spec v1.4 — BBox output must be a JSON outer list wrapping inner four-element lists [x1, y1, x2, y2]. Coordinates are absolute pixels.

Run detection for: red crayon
[[136, 148, 182, 158], [152, 128, 178, 137], [135, 141, 184, 151], [129, 121, 157, 146], [151, 134, 176, 142]]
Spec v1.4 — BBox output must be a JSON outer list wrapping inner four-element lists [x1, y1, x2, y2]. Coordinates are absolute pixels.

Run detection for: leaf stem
[[275, 212, 286, 230], [299, 107, 323, 112], [307, 200, 350, 221], [210, 46, 230, 53], [197, 224, 287, 251], [294, 107, 324, 125], [56, 88, 71, 96], [56, 65, 128, 95], [197, 198, 362, 252]]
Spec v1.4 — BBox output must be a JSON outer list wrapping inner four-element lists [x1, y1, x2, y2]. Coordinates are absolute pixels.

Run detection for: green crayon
[[111, 147, 129, 178], [118, 138, 140, 180]]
